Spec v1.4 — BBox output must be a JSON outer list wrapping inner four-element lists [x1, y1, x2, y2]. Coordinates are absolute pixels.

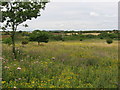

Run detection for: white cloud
[[90, 12, 99, 16]]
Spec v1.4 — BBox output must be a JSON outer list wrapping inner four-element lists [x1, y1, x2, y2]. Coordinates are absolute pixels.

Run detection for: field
[[2, 39, 118, 88]]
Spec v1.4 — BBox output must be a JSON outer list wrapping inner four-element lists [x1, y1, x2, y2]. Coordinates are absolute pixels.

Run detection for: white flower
[[14, 86, 16, 88], [4, 66, 9, 69], [18, 78, 21, 80], [17, 67, 21, 70]]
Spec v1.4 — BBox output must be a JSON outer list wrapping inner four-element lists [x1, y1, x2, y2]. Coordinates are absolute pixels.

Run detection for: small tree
[[29, 30, 49, 45], [1, 0, 49, 59]]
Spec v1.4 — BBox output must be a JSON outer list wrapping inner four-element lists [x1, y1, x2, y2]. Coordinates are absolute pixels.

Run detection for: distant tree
[[99, 32, 118, 39], [108, 33, 118, 39], [85, 34, 96, 38], [1, 0, 49, 58], [29, 30, 49, 45], [113, 30, 119, 34], [98, 32, 108, 39], [22, 31, 30, 36], [18, 30, 22, 33]]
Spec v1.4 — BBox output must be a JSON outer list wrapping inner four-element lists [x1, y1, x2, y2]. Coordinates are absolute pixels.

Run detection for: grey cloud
[[17, 2, 118, 31]]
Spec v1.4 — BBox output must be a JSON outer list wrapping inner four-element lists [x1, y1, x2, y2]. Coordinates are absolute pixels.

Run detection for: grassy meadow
[[2, 39, 118, 88]]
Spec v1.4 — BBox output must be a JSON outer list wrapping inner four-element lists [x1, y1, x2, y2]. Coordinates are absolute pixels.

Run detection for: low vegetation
[[2, 37, 118, 88], [3, 37, 12, 46]]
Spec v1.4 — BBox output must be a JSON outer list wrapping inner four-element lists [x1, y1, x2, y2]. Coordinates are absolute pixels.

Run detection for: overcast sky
[[15, 0, 119, 31]]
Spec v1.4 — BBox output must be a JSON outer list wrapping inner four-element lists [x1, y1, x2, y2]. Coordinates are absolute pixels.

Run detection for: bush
[[52, 35, 63, 41], [29, 30, 49, 45], [106, 39, 113, 44], [3, 38, 12, 45], [100, 37, 103, 39], [80, 39, 83, 41], [85, 35, 96, 38], [21, 40, 29, 45], [98, 32, 118, 39]]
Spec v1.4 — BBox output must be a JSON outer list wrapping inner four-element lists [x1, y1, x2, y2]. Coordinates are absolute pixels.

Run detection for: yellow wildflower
[[2, 81, 6, 84]]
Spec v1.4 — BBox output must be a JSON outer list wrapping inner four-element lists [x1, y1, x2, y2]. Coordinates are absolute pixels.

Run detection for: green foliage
[[63, 35, 80, 41], [108, 33, 118, 39], [85, 35, 96, 38], [3, 37, 12, 45], [21, 32, 30, 36], [1, 1, 49, 28], [98, 32, 118, 39], [29, 30, 49, 44], [79, 34, 97, 39], [106, 39, 113, 44], [50, 35, 63, 41]]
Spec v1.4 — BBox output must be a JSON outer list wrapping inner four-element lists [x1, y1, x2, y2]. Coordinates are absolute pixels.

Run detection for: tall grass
[[2, 39, 118, 88]]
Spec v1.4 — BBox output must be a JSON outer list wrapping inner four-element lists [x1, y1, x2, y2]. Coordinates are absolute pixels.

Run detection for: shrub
[[80, 39, 83, 41], [85, 35, 96, 38], [21, 40, 29, 45], [3, 38, 12, 45], [100, 37, 103, 39], [106, 39, 113, 44], [98, 32, 108, 39], [51, 35, 63, 41], [98, 32, 118, 39]]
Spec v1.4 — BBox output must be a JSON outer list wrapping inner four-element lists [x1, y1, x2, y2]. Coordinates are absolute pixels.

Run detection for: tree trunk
[[11, 23, 17, 59], [11, 31, 16, 59]]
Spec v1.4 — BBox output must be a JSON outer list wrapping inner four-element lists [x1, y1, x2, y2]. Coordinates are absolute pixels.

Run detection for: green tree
[[1, 0, 49, 59], [29, 30, 49, 45]]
